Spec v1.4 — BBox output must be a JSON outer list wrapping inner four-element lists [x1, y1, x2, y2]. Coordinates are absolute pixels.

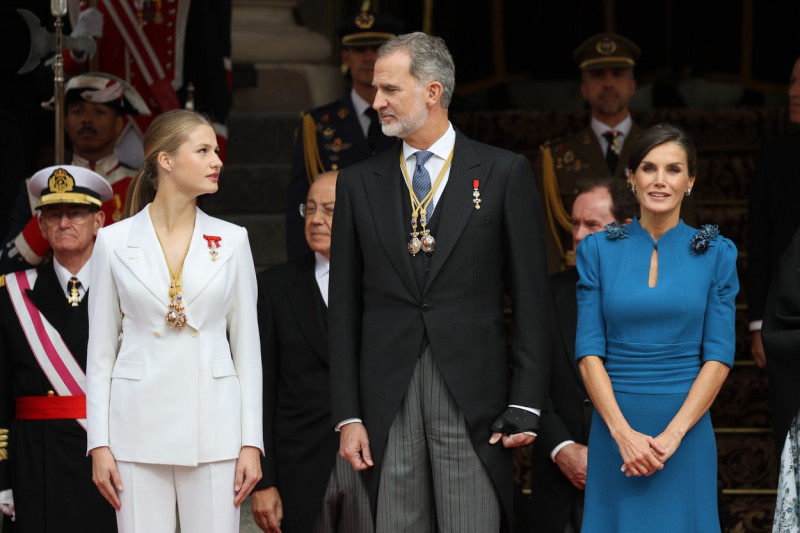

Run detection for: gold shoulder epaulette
[[0, 428, 8, 461], [301, 113, 325, 185], [0, 275, 6, 288]]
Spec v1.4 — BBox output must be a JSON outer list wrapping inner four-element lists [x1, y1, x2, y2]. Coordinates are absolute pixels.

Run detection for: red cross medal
[[202, 235, 222, 261]]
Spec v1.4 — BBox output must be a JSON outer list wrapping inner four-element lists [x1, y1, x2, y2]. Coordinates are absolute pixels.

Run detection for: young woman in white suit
[[86, 109, 263, 532]]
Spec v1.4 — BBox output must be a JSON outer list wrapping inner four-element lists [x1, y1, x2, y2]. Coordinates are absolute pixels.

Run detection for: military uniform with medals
[[286, 11, 402, 259], [0, 166, 117, 532], [536, 34, 641, 271]]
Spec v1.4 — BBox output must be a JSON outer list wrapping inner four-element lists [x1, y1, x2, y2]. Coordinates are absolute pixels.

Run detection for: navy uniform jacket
[[286, 93, 397, 259], [0, 263, 117, 532]]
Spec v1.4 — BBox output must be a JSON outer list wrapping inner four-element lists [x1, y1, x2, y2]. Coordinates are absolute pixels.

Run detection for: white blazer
[[86, 205, 264, 466]]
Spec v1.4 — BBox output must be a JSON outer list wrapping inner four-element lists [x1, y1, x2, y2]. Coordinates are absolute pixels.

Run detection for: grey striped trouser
[[376, 346, 502, 533]]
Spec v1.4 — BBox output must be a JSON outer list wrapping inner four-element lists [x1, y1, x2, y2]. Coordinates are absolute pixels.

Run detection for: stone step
[[227, 109, 299, 165], [205, 212, 285, 272], [202, 163, 290, 216]]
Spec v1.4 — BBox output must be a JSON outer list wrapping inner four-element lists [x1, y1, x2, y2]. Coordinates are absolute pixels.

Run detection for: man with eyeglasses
[[0, 72, 150, 274], [285, 10, 403, 260], [253, 171, 372, 532], [0, 165, 117, 532]]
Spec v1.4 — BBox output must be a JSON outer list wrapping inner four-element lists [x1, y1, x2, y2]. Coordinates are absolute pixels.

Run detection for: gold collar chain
[[150, 207, 193, 330], [399, 148, 454, 256]]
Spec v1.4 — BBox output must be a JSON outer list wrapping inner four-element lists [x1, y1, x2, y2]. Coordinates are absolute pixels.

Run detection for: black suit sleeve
[[536, 359, 577, 456], [503, 153, 552, 410], [328, 169, 364, 426], [255, 272, 278, 489]]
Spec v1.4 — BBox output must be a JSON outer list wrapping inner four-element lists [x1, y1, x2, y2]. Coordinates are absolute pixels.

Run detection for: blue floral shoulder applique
[[689, 224, 720, 255], [604, 222, 629, 240]]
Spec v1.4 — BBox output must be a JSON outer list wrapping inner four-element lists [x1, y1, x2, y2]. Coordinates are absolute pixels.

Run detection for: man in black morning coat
[[252, 172, 372, 532], [329, 33, 551, 532]]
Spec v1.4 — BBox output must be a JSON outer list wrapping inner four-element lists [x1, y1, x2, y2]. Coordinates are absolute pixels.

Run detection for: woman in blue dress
[[575, 124, 738, 532]]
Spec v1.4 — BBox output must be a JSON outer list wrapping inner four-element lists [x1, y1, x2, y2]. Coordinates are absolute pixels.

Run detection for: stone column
[[231, 0, 343, 110]]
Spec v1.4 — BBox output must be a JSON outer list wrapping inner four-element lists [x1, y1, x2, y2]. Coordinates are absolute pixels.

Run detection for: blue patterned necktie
[[412, 150, 435, 217]]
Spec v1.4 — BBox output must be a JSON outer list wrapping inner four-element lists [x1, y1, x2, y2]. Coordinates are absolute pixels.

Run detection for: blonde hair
[[123, 109, 214, 217]]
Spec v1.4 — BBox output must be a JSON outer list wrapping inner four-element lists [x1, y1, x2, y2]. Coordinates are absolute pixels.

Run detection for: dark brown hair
[[626, 123, 698, 178]]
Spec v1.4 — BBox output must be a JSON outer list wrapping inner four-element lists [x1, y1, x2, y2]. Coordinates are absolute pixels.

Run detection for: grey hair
[[378, 32, 456, 109]]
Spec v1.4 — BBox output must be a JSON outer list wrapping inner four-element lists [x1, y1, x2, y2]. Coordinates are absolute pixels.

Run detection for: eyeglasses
[[41, 207, 95, 225], [299, 202, 334, 219]]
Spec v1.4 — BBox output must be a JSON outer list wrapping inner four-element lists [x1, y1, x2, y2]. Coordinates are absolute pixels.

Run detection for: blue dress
[[575, 218, 738, 533]]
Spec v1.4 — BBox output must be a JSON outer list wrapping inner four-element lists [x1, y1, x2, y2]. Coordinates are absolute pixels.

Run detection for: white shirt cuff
[[509, 404, 541, 416], [749, 320, 762, 332], [335, 418, 362, 432], [550, 440, 576, 462]]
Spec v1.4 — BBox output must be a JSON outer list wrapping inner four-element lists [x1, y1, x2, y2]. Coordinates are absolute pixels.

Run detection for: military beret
[[29, 165, 112, 209], [338, 11, 403, 47], [573, 33, 641, 71]]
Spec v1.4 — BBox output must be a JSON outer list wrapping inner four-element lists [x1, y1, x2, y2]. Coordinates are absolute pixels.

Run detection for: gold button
[[154, 331, 161, 338], [47, 390, 55, 397], [190, 331, 198, 338]]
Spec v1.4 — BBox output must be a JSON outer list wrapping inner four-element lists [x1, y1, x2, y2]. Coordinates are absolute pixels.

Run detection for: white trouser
[[115, 459, 240, 533]]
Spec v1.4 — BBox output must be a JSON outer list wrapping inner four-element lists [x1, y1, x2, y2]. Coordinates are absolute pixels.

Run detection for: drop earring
[[631, 185, 636, 194], [685, 188, 692, 197]]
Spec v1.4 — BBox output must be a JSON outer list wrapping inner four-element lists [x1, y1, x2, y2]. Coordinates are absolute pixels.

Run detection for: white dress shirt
[[401, 123, 456, 211], [314, 252, 330, 307]]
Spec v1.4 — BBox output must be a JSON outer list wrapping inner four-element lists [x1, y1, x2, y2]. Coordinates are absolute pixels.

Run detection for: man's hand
[[339, 422, 374, 470], [489, 431, 535, 448], [72, 7, 104, 38], [751, 330, 766, 368], [90, 446, 122, 510], [489, 406, 538, 448], [234, 446, 263, 507], [251, 487, 283, 533], [554, 443, 588, 489]]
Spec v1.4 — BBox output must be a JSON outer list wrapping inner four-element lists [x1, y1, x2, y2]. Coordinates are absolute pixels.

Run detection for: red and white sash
[[5, 270, 87, 430]]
